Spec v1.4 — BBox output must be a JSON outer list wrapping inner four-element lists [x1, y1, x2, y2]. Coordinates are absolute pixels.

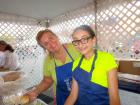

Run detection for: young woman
[[65, 25, 120, 105]]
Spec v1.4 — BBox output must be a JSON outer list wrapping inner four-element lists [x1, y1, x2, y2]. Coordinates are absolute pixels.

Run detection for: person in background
[[65, 25, 120, 105], [0, 40, 23, 105], [0, 40, 19, 71], [0, 51, 6, 69], [0, 41, 6, 69], [25, 29, 81, 105]]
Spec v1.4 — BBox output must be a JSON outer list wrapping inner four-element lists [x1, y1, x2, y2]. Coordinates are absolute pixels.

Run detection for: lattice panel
[[1, 0, 139, 90], [49, 3, 96, 43], [0, 12, 46, 88], [96, 0, 140, 60]]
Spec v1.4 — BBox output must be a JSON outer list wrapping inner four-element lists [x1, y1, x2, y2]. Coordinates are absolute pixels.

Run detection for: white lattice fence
[[0, 12, 46, 88], [49, 0, 140, 60], [0, 0, 140, 89], [49, 3, 96, 43], [96, 0, 140, 59]]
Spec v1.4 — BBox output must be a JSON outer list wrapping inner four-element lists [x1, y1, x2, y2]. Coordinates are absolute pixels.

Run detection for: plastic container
[[2, 90, 25, 105], [31, 99, 48, 105], [0, 71, 27, 96], [0, 71, 29, 105]]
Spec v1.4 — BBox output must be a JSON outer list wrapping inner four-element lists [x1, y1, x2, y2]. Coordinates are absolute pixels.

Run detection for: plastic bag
[[0, 76, 4, 85], [0, 71, 27, 95], [0, 71, 28, 105], [2, 90, 25, 105]]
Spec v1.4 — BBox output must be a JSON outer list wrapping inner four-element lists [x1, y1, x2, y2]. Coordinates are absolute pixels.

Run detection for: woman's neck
[[84, 49, 94, 60]]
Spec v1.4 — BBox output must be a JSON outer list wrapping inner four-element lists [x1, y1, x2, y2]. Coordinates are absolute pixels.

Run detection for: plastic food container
[[31, 99, 48, 105]]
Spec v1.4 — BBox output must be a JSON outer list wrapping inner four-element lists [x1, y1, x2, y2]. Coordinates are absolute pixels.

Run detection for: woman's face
[[39, 32, 62, 53], [0, 44, 6, 52], [72, 30, 96, 56]]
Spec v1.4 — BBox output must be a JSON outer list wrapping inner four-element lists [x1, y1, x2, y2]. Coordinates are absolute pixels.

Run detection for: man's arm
[[26, 76, 53, 102]]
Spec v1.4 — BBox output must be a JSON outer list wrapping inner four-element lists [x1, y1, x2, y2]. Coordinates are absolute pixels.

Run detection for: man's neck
[[54, 45, 67, 63]]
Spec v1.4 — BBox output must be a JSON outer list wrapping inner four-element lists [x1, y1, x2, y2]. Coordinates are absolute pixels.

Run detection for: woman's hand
[[64, 78, 78, 105]]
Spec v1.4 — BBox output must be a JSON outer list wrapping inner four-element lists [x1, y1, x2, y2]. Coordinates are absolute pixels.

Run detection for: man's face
[[40, 32, 61, 53]]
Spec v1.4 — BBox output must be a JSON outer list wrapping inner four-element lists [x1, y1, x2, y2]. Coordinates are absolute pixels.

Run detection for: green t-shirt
[[72, 50, 118, 88], [43, 43, 81, 94]]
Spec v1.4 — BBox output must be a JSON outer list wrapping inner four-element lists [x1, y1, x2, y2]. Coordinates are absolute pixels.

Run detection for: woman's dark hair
[[5, 44, 14, 52], [0, 40, 14, 52], [0, 40, 7, 46], [73, 25, 95, 38]]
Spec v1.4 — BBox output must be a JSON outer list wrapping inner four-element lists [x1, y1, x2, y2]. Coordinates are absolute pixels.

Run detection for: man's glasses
[[72, 36, 93, 46]]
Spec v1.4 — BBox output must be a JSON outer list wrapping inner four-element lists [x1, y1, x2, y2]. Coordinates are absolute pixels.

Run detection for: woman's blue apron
[[54, 46, 73, 105], [73, 50, 109, 105]]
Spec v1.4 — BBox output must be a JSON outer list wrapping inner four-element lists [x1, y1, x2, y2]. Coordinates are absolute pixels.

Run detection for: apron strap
[[77, 50, 97, 71], [90, 49, 97, 74], [53, 45, 74, 67], [63, 45, 74, 61], [77, 55, 84, 68]]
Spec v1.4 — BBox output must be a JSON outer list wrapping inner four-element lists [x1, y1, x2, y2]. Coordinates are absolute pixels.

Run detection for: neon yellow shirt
[[43, 43, 81, 94], [72, 50, 118, 88]]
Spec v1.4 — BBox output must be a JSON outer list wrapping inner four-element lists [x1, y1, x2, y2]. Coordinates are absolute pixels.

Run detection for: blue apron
[[54, 46, 73, 105], [73, 50, 109, 105]]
